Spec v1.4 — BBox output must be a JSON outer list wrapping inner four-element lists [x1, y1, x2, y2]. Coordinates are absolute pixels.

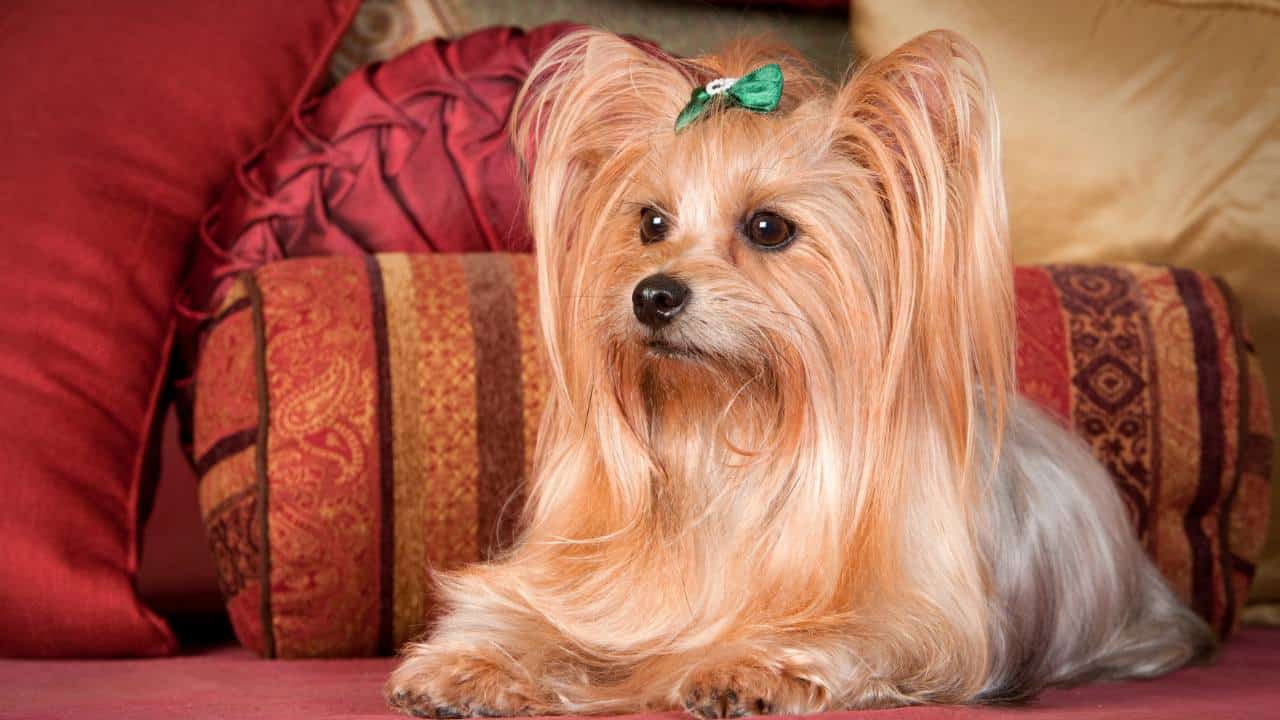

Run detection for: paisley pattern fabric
[[193, 255, 1272, 658]]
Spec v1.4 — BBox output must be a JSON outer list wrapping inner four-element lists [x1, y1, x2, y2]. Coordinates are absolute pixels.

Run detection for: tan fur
[[386, 29, 1213, 717]]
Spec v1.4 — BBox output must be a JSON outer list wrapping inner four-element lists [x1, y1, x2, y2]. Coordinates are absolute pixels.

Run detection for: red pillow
[[192, 256, 1271, 656], [0, 0, 359, 657], [183, 23, 579, 326]]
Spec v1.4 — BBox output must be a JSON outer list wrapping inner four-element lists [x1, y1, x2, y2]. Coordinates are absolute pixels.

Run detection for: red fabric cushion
[[0, 0, 359, 657], [0, 629, 1277, 719], [194, 257, 1269, 657], [183, 23, 578, 326]]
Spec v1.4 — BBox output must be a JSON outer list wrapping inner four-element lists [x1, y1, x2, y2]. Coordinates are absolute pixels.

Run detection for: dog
[[386, 28, 1214, 717]]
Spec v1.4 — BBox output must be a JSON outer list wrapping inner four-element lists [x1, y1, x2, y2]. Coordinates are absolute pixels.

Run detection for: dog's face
[[588, 113, 872, 389]]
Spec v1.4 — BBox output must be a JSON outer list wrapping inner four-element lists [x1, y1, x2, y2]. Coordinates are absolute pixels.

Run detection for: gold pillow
[[852, 0, 1279, 612]]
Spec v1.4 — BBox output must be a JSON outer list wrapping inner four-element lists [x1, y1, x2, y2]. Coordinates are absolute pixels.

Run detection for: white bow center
[[705, 77, 738, 96]]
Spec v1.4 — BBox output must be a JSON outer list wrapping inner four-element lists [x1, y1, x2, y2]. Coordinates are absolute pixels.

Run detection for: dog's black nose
[[632, 273, 689, 329]]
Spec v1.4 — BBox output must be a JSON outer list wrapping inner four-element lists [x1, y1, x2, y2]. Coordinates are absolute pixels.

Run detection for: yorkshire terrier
[[386, 29, 1214, 716]]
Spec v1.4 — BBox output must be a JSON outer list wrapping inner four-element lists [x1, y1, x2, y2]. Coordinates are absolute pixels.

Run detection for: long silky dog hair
[[386, 28, 1214, 717]]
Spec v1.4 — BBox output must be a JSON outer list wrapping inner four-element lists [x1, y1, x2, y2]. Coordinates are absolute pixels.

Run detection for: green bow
[[673, 63, 784, 133]]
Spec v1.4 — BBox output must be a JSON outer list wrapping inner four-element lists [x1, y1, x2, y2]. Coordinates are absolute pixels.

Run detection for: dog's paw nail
[[433, 705, 465, 719], [472, 708, 503, 717], [407, 708, 431, 719]]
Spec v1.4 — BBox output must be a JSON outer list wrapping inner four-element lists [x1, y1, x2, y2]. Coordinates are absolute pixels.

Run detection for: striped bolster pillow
[[193, 254, 1273, 658]]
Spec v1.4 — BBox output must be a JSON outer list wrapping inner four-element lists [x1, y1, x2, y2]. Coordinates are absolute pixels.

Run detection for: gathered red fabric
[[182, 23, 579, 336], [0, 0, 359, 657]]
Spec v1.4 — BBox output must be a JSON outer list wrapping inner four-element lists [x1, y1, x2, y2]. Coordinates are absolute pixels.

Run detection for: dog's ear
[[827, 35, 1012, 687], [834, 30, 1014, 472], [512, 30, 688, 385]]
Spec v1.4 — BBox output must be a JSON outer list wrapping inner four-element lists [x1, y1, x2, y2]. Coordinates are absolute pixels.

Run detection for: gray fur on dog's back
[[978, 397, 1216, 701]]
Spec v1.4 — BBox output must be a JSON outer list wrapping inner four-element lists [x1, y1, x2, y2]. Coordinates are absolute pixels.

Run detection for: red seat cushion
[[0, 0, 359, 657], [1, 629, 1276, 719]]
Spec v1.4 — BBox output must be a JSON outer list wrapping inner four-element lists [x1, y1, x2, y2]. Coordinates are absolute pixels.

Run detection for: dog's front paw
[[385, 644, 549, 718], [679, 664, 828, 717]]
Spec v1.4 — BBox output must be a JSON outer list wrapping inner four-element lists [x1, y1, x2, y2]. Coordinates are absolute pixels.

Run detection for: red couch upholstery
[[3, 628, 1277, 719]]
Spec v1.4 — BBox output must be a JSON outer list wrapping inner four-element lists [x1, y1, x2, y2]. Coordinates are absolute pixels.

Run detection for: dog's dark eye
[[639, 207, 669, 244], [744, 211, 796, 250]]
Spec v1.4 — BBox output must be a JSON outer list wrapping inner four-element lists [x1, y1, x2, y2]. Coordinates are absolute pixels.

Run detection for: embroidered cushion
[[193, 253, 1271, 657]]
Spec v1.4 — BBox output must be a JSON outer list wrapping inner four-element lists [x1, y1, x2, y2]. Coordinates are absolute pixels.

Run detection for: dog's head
[[514, 28, 1013, 513], [511, 33, 1014, 681]]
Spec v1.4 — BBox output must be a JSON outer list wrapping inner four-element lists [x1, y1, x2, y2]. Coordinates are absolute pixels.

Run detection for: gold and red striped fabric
[[193, 255, 1272, 658]]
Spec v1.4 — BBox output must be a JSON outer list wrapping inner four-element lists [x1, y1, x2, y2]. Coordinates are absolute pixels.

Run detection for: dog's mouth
[[644, 338, 703, 360]]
